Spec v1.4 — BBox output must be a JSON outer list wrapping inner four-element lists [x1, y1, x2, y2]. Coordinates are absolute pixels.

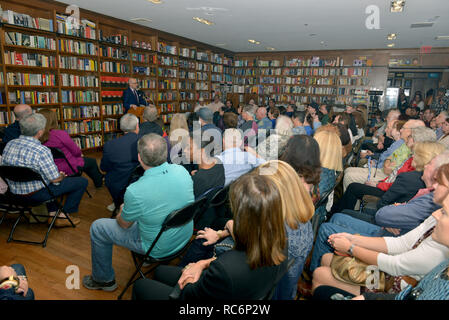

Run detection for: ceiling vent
[[410, 22, 434, 28]]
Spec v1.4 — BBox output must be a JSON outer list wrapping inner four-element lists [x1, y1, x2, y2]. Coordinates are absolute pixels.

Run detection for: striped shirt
[[1, 136, 59, 194]]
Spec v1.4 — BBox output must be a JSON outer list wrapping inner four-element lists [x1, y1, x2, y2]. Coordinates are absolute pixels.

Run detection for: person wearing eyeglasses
[[122, 78, 148, 114]]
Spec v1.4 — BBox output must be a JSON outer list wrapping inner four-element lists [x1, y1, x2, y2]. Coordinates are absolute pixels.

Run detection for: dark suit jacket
[[139, 121, 163, 137], [122, 87, 147, 113], [377, 170, 426, 209], [100, 132, 139, 203], [3, 121, 21, 144], [180, 249, 287, 300]]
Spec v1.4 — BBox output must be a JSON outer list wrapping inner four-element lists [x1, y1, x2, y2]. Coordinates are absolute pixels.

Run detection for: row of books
[[9, 90, 58, 104], [212, 65, 223, 73], [340, 68, 370, 77], [0, 111, 8, 124], [161, 113, 174, 123], [158, 42, 177, 55], [61, 74, 99, 87], [233, 78, 257, 85], [197, 72, 208, 81], [197, 52, 209, 62], [160, 104, 176, 113], [99, 31, 128, 46], [59, 56, 97, 71], [258, 60, 282, 67], [234, 69, 257, 76], [56, 14, 96, 40], [338, 78, 370, 86], [197, 63, 210, 72], [197, 92, 210, 100], [59, 39, 97, 56], [158, 68, 177, 78], [7, 72, 56, 86], [4, 51, 56, 68], [196, 83, 209, 91], [281, 68, 339, 76], [100, 76, 128, 88], [100, 61, 130, 73], [1, 10, 53, 31], [0, 92, 6, 105], [180, 92, 195, 100], [64, 120, 102, 134], [133, 66, 155, 76], [102, 103, 124, 116], [260, 68, 282, 76], [179, 81, 195, 90], [101, 91, 123, 102], [284, 57, 342, 67], [180, 102, 193, 111], [180, 48, 196, 59], [234, 59, 257, 67], [212, 54, 223, 64], [100, 46, 129, 60], [0, 73, 3, 85], [139, 79, 157, 89], [103, 118, 118, 132], [180, 71, 196, 80], [73, 134, 102, 149], [131, 40, 152, 50], [179, 60, 196, 69], [259, 77, 282, 84], [159, 80, 177, 90], [158, 92, 178, 101], [61, 90, 99, 103], [132, 53, 147, 63], [4, 32, 57, 50], [63, 105, 101, 119], [158, 56, 178, 66], [211, 74, 223, 82], [284, 77, 336, 85]]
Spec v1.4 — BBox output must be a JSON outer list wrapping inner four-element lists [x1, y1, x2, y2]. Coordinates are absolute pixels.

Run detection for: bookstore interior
[[0, 0, 448, 304]]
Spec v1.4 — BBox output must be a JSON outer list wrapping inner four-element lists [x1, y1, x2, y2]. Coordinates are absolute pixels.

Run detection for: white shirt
[[378, 215, 449, 281]]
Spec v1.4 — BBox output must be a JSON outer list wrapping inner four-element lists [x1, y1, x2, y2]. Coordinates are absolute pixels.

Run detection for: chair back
[[163, 198, 208, 230], [209, 184, 230, 208], [0, 165, 45, 184], [49, 147, 77, 174]]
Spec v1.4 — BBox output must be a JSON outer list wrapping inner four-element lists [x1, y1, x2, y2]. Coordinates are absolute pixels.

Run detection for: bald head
[[223, 128, 243, 150], [13, 104, 32, 121], [386, 109, 400, 124], [256, 107, 267, 120], [128, 78, 138, 90]]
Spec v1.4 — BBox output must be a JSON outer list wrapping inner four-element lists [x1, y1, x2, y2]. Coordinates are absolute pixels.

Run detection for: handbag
[[330, 254, 387, 291]]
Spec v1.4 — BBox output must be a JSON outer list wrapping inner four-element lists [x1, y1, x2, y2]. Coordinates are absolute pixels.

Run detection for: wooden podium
[[127, 106, 146, 123]]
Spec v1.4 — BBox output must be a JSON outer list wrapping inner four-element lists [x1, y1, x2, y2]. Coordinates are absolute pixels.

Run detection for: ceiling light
[[435, 36, 449, 40], [390, 1, 405, 13], [387, 33, 397, 40], [216, 43, 227, 46], [147, 0, 162, 4], [387, 43, 395, 47], [266, 47, 276, 51], [130, 18, 152, 23], [410, 22, 434, 28], [193, 17, 214, 25], [248, 39, 260, 45]]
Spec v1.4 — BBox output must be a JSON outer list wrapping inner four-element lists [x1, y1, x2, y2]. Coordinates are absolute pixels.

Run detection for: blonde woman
[[166, 113, 189, 163], [256, 115, 293, 160], [193, 160, 315, 300], [313, 130, 343, 228]]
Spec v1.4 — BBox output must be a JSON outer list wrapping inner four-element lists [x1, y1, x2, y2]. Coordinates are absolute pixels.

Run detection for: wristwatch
[[347, 244, 356, 256], [0, 275, 20, 291]]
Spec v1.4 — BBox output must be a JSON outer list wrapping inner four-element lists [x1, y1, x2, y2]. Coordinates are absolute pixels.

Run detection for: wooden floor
[[0, 152, 137, 300]]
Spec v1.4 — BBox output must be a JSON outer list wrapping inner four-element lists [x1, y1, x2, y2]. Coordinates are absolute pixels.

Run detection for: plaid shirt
[[430, 96, 449, 115], [1, 136, 59, 194]]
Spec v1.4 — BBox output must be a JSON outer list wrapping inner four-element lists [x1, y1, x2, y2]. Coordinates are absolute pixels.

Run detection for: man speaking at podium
[[122, 78, 148, 114]]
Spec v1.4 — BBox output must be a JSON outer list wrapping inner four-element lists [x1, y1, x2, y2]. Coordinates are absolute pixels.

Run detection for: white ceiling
[[59, 0, 449, 52]]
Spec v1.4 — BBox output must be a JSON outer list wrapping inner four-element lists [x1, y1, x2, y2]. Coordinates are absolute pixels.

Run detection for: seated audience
[[268, 106, 280, 129], [207, 94, 224, 114], [434, 110, 448, 139], [352, 111, 366, 141], [344, 105, 359, 137], [292, 111, 307, 135], [216, 129, 265, 186], [83, 134, 194, 291], [1, 113, 86, 227], [333, 113, 354, 144], [166, 113, 190, 163], [311, 166, 449, 295], [0, 264, 34, 300], [223, 112, 238, 129], [430, 87, 449, 116], [2, 104, 32, 144], [131, 167, 290, 300], [437, 115, 449, 148], [139, 106, 163, 137], [238, 105, 258, 146], [256, 106, 273, 130], [422, 107, 436, 127], [197, 107, 222, 134], [319, 104, 332, 125], [38, 109, 103, 188], [256, 115, 293, 161], [101, 114, 140, 211]]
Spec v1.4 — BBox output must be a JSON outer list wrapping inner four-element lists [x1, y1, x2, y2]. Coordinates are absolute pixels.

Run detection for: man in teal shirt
[[83, 133, 194, 291]]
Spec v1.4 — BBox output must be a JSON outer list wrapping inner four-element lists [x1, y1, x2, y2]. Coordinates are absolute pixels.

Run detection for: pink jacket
[[43, 129, 84, 175]]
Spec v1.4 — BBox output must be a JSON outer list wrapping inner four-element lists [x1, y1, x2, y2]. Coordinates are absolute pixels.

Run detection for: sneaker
[[107, 203, 115, 212], [82, 275, 117, 292]]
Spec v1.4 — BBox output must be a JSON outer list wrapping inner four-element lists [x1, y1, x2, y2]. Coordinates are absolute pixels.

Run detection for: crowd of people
[[0, 85, 448, 300]]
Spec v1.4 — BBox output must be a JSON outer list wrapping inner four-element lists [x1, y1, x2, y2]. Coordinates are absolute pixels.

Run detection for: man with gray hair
[[239, 104, 259, 147], [101, 113, 140, 211], [434, 110, 448, 140], [2, 104, 32, 144], [83, 133, 194, 291], [139, 105, 163, 137], [1, 113, 87, 227]]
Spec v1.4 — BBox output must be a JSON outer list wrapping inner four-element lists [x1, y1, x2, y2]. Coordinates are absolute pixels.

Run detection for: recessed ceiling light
[[193, 17, 214, 25], [147, 0, 162, 4], [435, 36, 449, 40], [130, 18, 152, 23], [266, 47, 276, 51], [387, 33, 397, 40], [390, 1, 405, 13], [216, 43, 227, 46], [387, 43, 395, 47], [411, 22, 434, 28], [248, 39, 261, 45], [309, 33, 317, 37]]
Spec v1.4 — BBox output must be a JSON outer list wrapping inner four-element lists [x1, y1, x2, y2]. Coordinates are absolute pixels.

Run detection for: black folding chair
[[117, 197, 209, 300], [111, 165, 145, 218], [0, 165, 77, 247], [193, 186, 225, 231], [49, 147, 92, 198]]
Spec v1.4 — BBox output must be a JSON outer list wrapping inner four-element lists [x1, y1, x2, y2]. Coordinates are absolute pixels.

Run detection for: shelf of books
[[232, 57, 258, 104], [179, 46, 196, 113], [195, 50, 211, 104], [157, 39, 178, 123]]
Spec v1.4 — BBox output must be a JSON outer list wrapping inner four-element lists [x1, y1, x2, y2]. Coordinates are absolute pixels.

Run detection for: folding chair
[[117, 196, 209, 300], [193, 186, 224, 231], [0, 165, 77, 247], [111, 165, 145, 218], [49, 147, 92, 198], [197, 184, 232, 231]]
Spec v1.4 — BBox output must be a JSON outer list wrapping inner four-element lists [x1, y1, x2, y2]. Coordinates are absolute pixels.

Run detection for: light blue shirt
[[257, 117, 273, 130], [436, 127, 444, 140], [375, 139, 404, 168], [121, 162, 194, 258], [292, 126, 307, 135], [216, 148, 266, 186]]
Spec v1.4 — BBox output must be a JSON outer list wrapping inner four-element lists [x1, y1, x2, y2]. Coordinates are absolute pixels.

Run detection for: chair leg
[[117, 267, 141, 300], [85, 189, 92, 198], [7, 210, 25, 243]]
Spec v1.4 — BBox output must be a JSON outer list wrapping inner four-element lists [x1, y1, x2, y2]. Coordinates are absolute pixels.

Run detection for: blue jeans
[[27, 176, 88, 213], [90, 218, 146, 282], [310, 213, 394, 272]]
